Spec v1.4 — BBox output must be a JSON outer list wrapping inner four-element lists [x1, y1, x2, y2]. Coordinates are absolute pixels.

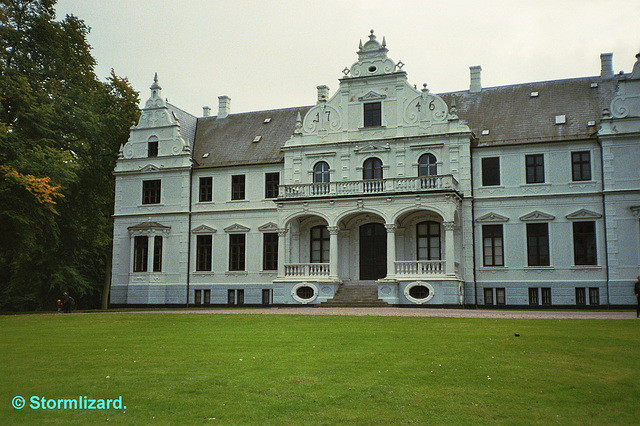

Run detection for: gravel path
[[125, 307, 636, 320]]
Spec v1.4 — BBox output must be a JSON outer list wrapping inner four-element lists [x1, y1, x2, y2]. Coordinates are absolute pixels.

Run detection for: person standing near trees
[[635, 276, 640, 318]]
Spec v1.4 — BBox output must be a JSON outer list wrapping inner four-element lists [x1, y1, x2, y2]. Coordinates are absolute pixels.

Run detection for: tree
[[0, 0, 139, 310]]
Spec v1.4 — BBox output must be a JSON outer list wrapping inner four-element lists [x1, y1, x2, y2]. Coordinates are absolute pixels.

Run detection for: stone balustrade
[[278, 175, 458, 199]]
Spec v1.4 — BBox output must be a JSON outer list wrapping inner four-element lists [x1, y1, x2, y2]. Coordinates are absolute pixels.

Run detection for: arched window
[[418, 154, 437, 176], [313, 161, 330, 183], [417, 221, 441, 260], [363, 157, 383, 180], [310, 225, 330, 263]]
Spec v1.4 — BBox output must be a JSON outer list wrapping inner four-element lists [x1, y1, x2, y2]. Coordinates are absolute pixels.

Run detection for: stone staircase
[[317, 280, 390, 307]]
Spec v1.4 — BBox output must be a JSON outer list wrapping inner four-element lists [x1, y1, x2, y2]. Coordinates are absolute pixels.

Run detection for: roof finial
[[369, 29, 376, 41], [382, 36, 386, 48], [150, 72, 161, 90], [359, 39, 363, 50]]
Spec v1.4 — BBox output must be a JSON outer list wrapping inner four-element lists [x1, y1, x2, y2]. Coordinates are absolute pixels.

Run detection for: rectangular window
[[484, 288, 494, 305], [265, 172, 280, 199], [231, 175, 245, 200], [481, 157, 500, 186], [482, 224, 504, 266], [364, 102, 382, 127], [142, 179, 161, 204], [199, 177, 213, 202], [227, 289, 235, 305], [133, 236, 148, 272], [196, 235, 212, 271], [529, 288, 539, 305], [237, 289, 245, 306], [194, 289, 202, 305], [153, 236, 162, 272], [576, 287, 586, 305], [204, 289, 211, 305], [589, 287, 600, 305], [525, 154, 545, 184], [527, 223, 550, 266], [571, 151, 591, 181], [263, 233, 278, 270], [229, 234, 246, 271], [541, 287, 552, 305], [148, 141, 158, 157], [573, 221, 597, 265], [496, 288, 506, 305], [262, 289, 271, 305]]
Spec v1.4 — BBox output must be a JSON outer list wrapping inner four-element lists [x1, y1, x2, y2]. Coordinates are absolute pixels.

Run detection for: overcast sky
[[55, 0, 639, 116]]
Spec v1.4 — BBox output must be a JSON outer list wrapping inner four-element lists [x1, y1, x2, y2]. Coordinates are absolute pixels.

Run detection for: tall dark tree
[[0, 0, 139, 310]]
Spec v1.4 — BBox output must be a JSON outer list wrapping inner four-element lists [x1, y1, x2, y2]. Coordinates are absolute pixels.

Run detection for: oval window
[[368, 65, 377, 73], [296, 286, 315, 300], [409, 285, 430, 300]]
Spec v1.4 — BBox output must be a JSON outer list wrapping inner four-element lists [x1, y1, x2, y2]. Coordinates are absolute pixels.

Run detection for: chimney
[[218, 96, 231, 119], [600, 53, 614, 80], [469, 66, 482, 93], [317, 85, 330, 103], [202, 106, 211, 117]]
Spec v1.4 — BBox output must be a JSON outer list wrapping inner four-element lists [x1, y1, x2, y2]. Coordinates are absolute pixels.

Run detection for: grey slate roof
[[442, 76, 616, 147], [189, 76, 618, 168], [193, 106, 311, 168]]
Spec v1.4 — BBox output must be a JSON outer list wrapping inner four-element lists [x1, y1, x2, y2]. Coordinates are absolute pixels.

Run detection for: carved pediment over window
[[192, 225, 217, 234], [475, 212, 510, 223], [566, 209, 602, 220], [258, 222, 278, 232], [354, 143, 390, 154], [224, 223, 250, 233], [358, 91, 387, 102], [128, 221, 170, 235], [520, 211, 555, 221], [140, 164, 162, 172]]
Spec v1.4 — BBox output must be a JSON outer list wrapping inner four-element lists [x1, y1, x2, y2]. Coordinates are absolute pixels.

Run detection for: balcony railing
[[395, 260, 445, 275], [278, 175, 458, 199], [284, 263, 330, 277]]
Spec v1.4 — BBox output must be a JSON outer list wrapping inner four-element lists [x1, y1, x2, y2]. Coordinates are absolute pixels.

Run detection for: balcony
[[283, 261, 458, 279], [284, 263, 330, 278], [278, 175, 459, 200]]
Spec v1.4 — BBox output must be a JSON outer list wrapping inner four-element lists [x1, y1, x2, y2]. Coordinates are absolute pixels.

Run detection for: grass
[[1, 312, 639, 425]]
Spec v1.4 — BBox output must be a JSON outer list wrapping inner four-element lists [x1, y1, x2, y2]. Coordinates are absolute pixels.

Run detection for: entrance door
[[359, 223, 387, 280]]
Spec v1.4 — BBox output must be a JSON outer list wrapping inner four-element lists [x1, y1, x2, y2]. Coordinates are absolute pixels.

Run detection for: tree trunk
[[102, 252, 112, 310]]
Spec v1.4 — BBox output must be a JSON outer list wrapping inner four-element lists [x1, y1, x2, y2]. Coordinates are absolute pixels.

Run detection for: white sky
[[55, 0, 640, 116]]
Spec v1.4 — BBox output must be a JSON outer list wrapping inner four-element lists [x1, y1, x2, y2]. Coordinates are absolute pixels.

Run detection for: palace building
[[110, 31, 640, 307]]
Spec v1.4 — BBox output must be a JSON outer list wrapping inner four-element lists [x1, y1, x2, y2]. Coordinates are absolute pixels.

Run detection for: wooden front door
[[359, 223, 387, 280]]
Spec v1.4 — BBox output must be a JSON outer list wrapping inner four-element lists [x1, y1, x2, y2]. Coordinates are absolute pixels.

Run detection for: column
[[385, 223, 397, 279], [443, 221, 455, 275], [277, 228, 288, 278], [327, 226, 340, 279]]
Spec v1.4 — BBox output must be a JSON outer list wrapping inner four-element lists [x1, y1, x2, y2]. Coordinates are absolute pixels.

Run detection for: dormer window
[[148, 140, 158, 157], [364, 102, 381, 127]]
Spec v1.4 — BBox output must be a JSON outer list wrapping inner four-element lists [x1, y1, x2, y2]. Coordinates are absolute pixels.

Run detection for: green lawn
[[1, 312, 639, 424]]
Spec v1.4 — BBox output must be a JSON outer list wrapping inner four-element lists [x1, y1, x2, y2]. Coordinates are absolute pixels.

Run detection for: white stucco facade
[[110, 34, 640, 308]]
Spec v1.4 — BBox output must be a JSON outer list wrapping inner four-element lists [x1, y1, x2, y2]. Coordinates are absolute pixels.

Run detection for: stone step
[[317, 280, 390, 307]]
